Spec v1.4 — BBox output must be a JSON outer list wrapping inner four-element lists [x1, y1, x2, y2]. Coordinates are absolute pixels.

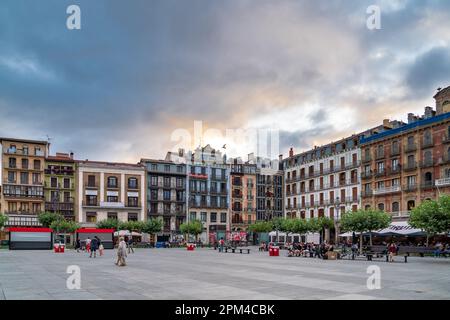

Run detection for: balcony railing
[[373, 185, 401, 195], [421, 139, 434, 149], [435, 178, 450, 186], [419, 160, 434, 168], [403, 184, 418, 192], [362, 155, 372, 163], [388, 166, 401, 175], [375, 151, 385, 160], [391, 147, 400, 156], [361, 171, 373, 180], [405, 143, 417, 153], [403, 162, 418, 171], [420, 181, 435, 189], [374, 169, 386, 178], [361, 190, 373, 197]]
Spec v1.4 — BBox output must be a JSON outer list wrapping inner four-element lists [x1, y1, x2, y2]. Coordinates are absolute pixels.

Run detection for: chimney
[[383, 119, 391, 128], [289, 147, 294, 158], [70, 152, 74, 159], [407, 113, 416, 124], [424, 106, 433, 119]]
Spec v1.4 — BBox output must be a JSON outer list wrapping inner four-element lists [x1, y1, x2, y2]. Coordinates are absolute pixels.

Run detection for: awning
[[376, 221, 426, 236]]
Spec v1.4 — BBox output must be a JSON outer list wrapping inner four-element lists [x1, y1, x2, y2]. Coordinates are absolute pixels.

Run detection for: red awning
[[8, 227, 53, 233], [76, 228, 114, 233]]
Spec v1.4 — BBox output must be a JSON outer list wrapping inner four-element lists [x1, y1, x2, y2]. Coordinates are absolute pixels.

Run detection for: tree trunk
[[369, 231, 373, 246], [359, 233, 363, 254], [426, 234, 429, 247]]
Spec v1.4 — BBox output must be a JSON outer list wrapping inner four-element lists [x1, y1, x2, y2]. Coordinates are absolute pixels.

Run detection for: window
[[63, 192, 71, 202], [128, 178, 138, 189], [51, 177, 58, 188], [107, 176, 118, 188], [164, 165, 170, 172], [86, 213, 97, 223], [210, 212, 217, 223], [407, 175, 416, 187], [424, 151, 432, 164], [128, 213, 138, 221], [21, 159, 28, 169], [107, 212, 118, 219], [19, 172, 28, 185], [34, 160, 41, 170], [8, 171, 16, 183], [50, 191, 59, 202], [377, 161, 384, 172], [190, 212, 197, 221], [128, 197, 138, 207], [164, 177, 171, 187], [200, 212, 207, 222], [107, 196, 118, 202], [407, 200, 415, 211], [378, 203, 385, 211], [63, 178, 70, 189], [87, 175, 96, 187], [86, 195, 97, 206], [407, 136, 414, 145], [150, 176, 158, 186], [392, 202, 399, 212], [176, 178, 184, 188], [392, 178, 400, 186], [220, 212, 227, 223], [151, 164, 157, 171], [392, 158, 399, 170], [163, 190, 171, 201], [150, 189, 158, 200], [32, 173, 40, 184], [9, 157, 16, 168], [177, 166, 183, 173]]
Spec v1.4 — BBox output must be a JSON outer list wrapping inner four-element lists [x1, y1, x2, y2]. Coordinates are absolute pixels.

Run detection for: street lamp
[[333, 196, 340, 244]]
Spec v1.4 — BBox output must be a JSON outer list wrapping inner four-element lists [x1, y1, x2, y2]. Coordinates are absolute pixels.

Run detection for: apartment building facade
[[76, 161, 146, 225], [249, 155, 284, 222], [361, 89, 450, 220], [0, 138, 48, 228], [229, 162, 257, 236], [186, 145, 230, 244], [44, 152, 76, 221], [140, 158, 186, 241]]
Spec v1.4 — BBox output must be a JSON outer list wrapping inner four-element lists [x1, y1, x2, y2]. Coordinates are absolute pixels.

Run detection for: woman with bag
[[115, 237, 128, 266], [97, 236, 104, 256]]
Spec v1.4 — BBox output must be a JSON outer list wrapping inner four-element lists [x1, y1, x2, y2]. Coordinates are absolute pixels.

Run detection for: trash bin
[[187, 243, 195, 251], [54, 244, 60, 253], [59, 244, 65, 253], [269, 246, 279, 256]]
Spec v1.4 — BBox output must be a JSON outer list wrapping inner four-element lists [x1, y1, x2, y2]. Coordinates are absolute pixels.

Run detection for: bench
[[223, 247, 250, 254]]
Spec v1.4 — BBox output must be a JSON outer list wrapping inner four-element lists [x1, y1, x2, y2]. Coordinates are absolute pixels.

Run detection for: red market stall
[[8, 227, 53, 250], [76, 228, 114, 249]]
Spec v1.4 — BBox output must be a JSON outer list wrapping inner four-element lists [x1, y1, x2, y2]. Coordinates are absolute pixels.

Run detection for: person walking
[[127, 237, 135, 254], [388, 243, 396, 262], [219, 237, 225, 253], [85, 237, 91, 254], [116, 237, 128, 266], [97, 236, 104, 256], [75, 239, 81, 253], [90, 236, 98, 258]]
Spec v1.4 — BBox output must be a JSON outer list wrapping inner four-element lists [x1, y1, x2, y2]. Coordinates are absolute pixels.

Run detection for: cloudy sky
[[1, 0, 449, 163]]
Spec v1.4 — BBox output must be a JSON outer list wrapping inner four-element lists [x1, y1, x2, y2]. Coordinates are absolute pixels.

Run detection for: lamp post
[[333, 196, 340, 244]]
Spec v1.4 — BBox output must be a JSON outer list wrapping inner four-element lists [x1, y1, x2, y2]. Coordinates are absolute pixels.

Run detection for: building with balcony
[[76, 160, 146, 225], [229, 161, 257, 234], [139, 157, 186, 242], [44, 152, 76, 220], [247, 154, 284, 222], [186, 145, 230, 244], [0, 137, 49, 229], [360, 86, 450, 220]]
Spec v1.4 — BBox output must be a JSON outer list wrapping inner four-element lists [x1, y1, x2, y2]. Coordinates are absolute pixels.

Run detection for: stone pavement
[[0, 247, 449, 300]]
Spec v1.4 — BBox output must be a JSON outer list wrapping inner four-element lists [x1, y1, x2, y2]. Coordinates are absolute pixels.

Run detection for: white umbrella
[[376, 221, 425, 236], [114, 230, 130, 237]]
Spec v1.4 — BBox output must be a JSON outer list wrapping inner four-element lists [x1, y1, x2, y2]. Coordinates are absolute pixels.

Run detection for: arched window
[[407, 200, 415, 211], [424, 130, 432, 144], [424, 172, 433, 183], [377, 203, 385, 211], [424, 150, 432, 165], [365, 204, 371, 210], [392, 202, 399, 212], [407, 136, 414, 145]]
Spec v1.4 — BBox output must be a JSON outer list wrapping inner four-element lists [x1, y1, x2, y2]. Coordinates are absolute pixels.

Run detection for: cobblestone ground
[[0, 247, 449, 300]]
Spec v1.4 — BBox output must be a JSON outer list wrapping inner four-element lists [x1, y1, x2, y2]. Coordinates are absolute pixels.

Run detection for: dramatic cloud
[[0, 0, 449, 162]]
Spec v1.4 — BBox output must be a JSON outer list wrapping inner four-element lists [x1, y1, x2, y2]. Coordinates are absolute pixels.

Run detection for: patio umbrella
[[114, 230, 130, 237]]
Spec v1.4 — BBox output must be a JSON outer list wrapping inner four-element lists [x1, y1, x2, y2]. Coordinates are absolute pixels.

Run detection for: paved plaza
[[0, 247, 449, 300]]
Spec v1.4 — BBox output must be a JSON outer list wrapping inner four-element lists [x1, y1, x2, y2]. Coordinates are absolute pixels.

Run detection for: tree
[[340, 209, 390, 253], [317, 217, 334, 244], [38, 212, 63, 228], [292, 219, 309, 235], [180, 220, 203, 242], [410, 196, 450, 245], [248, 221, 272, 233], [142, 218, 163, 243], [96, 218, 119, 230], [0, 214, 8, 229], [50, 219, 80, 244]]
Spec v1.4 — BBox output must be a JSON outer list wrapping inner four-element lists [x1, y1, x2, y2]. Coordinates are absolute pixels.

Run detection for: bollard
[[404, 255, 408, 263], [386, 254, 389, 262]]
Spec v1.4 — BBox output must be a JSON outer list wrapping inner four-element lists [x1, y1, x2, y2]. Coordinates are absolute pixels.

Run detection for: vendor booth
[[9, 227, 53, 250], [76, 228, 114, 249]]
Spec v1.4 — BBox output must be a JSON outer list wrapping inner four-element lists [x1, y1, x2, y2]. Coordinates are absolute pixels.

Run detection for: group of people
[[434, 242, 450, 257], [74, 236, 104, 258], [286, 242, 335, 259], [74, 236, 136, 266]]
